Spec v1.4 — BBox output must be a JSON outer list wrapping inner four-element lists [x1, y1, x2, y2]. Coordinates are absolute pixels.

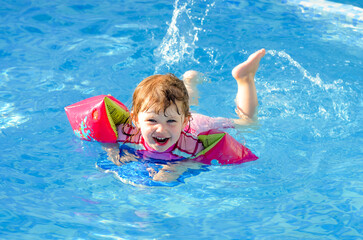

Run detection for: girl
[[103, 49, 266, 182]]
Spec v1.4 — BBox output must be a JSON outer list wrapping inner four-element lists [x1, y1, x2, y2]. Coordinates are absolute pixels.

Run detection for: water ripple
[[0, 102, 29, 129]]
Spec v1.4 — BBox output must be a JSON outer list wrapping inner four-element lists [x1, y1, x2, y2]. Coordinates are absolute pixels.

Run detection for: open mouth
[[153, 137, 170, 146]]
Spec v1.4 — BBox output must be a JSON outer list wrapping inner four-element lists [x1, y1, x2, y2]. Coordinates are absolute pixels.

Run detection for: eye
[[167, 119, 177, 123], [147, 119, 157, 123]]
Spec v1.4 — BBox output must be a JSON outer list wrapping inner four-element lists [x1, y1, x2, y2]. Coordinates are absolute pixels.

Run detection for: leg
[[232, 49, 265, 119], [182, 70, 203, 106]]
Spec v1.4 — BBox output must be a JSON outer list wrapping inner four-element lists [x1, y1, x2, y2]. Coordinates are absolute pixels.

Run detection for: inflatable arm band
[[65, 95, 129, 143], [193, 130, 258, 165]]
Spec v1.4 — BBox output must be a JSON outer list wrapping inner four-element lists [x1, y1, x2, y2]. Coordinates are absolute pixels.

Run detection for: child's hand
[[152, 165, 180, 182], [151, 160, 203, 182], [102, 143, 122, 165], [102, 143, 136, 165]]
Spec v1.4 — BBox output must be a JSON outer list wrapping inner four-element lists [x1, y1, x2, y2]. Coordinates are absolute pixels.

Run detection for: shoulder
[[117, 124, 141, 143]]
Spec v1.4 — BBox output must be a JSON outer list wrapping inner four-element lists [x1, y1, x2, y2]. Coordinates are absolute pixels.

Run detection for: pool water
[[1, 0, 362, 239]]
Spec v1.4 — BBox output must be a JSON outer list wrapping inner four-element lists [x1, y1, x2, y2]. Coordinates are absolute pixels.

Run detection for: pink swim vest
[[65, 95, 258, 165]]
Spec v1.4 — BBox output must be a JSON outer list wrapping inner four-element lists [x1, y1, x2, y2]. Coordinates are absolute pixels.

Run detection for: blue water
[[1, 0, 362, 239]]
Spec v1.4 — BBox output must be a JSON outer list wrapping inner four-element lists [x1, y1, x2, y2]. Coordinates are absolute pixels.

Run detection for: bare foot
[[182, 70, 203, 106], [232, 49, 265, 119], [232, 49, 265, 84], [182, 70, 201, 86]]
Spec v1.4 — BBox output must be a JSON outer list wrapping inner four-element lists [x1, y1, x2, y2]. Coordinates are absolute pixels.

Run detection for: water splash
[[267, 50, 323, 86], [263, 49, 357, 140], [154, 0, 215, 72]]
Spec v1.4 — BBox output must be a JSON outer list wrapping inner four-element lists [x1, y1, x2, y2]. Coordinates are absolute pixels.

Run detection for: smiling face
[[135, 101, 189, 152], [130, 74, 191, 151]]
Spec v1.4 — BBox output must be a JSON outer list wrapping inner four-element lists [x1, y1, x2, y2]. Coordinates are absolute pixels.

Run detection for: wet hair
[[130, 73, 191, 124]]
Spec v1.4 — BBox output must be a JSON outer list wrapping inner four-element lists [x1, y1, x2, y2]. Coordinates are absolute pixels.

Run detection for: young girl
[[103, 49, 266, 182]]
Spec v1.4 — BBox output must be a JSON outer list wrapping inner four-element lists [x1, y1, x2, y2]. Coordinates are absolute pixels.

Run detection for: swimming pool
[[1, 0, 362, 239]]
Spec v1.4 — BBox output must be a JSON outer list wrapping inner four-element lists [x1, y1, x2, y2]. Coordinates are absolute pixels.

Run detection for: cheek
[[172, 124, 184, 136], [140, 125, 152, 135], [136, 122, 149, 136]]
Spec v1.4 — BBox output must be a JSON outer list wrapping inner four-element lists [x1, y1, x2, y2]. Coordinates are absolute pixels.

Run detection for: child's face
[[135, 101, 188, 152]]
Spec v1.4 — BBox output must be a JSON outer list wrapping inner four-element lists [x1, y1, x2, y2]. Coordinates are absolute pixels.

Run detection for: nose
[[155, 123, 166, 133]]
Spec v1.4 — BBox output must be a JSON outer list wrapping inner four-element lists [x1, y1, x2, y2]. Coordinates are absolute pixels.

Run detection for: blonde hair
[[131, 74, 191, 124]]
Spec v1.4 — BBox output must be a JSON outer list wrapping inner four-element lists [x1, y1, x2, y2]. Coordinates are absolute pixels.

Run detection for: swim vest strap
[[65, 95, 130, 143]]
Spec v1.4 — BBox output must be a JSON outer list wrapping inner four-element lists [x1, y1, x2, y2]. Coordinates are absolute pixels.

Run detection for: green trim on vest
[[104, 97, 130, 137], [194, 132, 226, 158]]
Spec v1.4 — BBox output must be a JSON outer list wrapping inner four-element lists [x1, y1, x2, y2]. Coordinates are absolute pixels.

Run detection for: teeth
[[156, 137, 166, 140], [154, 137, 168, 142]]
